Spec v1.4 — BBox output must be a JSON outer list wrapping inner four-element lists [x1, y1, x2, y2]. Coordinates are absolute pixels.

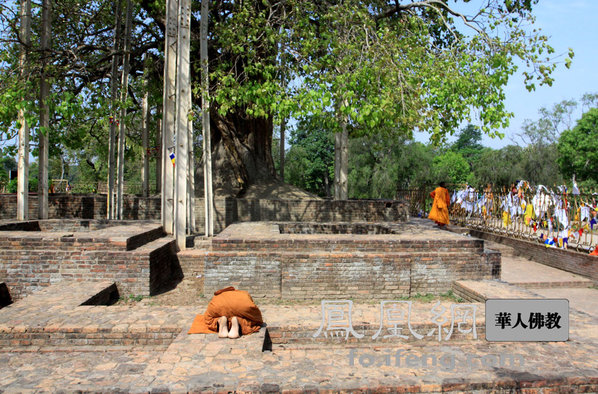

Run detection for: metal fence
[[452, 188, 598, 253]]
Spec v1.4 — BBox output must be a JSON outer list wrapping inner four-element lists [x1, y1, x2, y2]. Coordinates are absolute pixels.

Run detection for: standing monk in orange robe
[[428, 181, 450, 228]]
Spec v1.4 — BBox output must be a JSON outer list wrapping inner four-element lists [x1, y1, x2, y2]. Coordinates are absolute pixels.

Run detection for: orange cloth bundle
[[188, 286, 263, 335]]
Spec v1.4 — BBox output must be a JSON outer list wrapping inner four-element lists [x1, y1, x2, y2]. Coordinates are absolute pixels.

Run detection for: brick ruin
[[0, 219, 181, 300], [179, 221, 501, 299], [0, 195, 502, 303]]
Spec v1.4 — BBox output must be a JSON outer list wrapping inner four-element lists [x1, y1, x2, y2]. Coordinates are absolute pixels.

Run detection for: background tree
[[285, 117, 334, 198], [558, 108, 598, 188], [348, 135, 435, 198], [290, 0, 570, 199], [0, 0, 164, 199], [0, 0, 577, 201], [473, 145, 525, 187], [431, 151, 471, 186]]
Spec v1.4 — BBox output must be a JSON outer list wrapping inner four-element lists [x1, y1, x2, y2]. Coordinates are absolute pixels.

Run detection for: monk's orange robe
[[188, 287, 263, 335], [428, 186, 450, 226]]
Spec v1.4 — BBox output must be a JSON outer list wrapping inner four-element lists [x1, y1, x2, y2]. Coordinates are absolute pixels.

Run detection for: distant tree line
[[276, 94, 598, 198]]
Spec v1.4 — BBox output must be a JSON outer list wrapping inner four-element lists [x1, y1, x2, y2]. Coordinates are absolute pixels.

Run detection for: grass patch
[[409, 290, 464, 303], [255, 290, 465, 306], [117, 294, 146, 304]]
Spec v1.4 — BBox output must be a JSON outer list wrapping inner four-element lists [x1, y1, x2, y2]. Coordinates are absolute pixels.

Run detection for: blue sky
[[418, 0, 598, 149]]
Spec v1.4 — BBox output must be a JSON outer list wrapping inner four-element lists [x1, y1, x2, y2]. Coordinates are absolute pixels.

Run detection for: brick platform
[[1, 282, 597, 392], [180, 221, 501, 299], [0, 220, 181, 299], [0, 281, 194, 349], [1, 226, 598, 392]]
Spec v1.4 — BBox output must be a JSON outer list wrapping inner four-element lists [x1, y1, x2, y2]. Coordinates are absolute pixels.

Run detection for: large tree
[[0, 0, 572, 198], [139, 0, 570, 197]]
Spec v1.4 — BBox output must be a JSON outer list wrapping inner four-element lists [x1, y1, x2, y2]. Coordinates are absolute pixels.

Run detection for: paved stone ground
[[1, 228, 598, 392]]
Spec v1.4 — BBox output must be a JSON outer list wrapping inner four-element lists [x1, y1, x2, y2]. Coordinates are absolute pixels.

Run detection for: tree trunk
[[107, 0, 123, 219], [17, 0, 31, 221], [333, 124, 348, 200], [339, 124, 348, 200], [155, 117, 162, 194], [207, 109, 275, 196], [201, 0, 213, 235], [334, 130, 341, 200], [279, 116, 286, 180], [141, 54, 149, 197], [116, 0, 133, 219], [38, 0, 51, 219]]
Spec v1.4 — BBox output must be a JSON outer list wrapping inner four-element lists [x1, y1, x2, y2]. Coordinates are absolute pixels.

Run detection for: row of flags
[[451, 179, 598, 254]]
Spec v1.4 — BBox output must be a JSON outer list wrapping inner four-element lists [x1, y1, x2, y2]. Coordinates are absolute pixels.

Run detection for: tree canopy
[[558, 108, 598, 187], [0, 0, 576, 196]]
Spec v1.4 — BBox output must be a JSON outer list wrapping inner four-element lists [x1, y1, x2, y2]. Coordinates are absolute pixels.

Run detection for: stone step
[[452, 280, 546, 303], [0, 324, 180, 349], [0, 284, 197, 348], [211, 238, 485, 253], [161, 325, 267, 362], [0, 282, 12, 309], [121, 224, 165, 250], [134, 235, 176, 254], [0, 280, 118, 311], [258, 301, 484, 350], [515, 280, 594, 289], [0, 223, 164, 252]]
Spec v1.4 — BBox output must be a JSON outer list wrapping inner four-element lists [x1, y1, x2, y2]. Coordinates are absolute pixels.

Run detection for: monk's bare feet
[[228, 316, 240, 339], [218, 316, 228, 338]]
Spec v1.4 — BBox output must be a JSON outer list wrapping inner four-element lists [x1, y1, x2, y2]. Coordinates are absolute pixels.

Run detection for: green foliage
[[285, 117, 334, 198], [558, 108, 598, 184], [0, 155, 17, 182], [432, 151, 471, 186], [473, 145, 525, 187], [208, 1, 570, 145], [453, 125, 484, 153], [0, 0, 163, 192], [6, 179, 17, 193], [0, 0, 575, 195], [348, 136, 435, 199]]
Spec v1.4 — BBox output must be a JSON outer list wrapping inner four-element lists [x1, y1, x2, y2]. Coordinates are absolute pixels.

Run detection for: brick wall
[[201, 223, 498, 299], [0, 194, 161, 221], [230, 199, 408, 224], [0, 194, 408, 233], [0, 224, 180, 300], [469, 229, 598, 282]]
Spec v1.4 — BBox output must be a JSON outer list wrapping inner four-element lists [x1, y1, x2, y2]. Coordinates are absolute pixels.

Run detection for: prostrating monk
[[188, 286, 263, 338], [428, 181, 451, 228]]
